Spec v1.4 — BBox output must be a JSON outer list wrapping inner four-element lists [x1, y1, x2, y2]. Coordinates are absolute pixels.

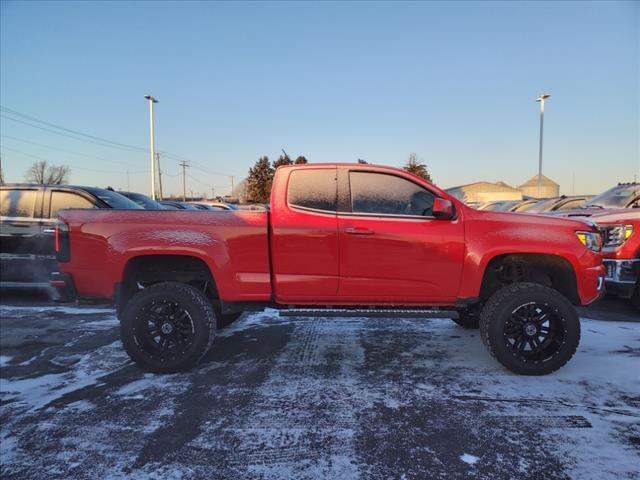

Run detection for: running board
[[279, 308, 459, 319]]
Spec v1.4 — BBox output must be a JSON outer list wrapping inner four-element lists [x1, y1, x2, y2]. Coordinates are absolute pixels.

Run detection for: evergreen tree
[[403, 153, 433, 183], [247, 156, 275, 203], [273, 154, 293, 169], [294, 155, 308, 164]]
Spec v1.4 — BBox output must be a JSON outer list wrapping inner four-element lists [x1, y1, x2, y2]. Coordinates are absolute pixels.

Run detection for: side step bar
[[279, 308, 459, 319]]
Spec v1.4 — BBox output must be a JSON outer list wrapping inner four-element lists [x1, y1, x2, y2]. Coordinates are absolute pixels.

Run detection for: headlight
[[576, 231, 602, 252], [602, 224, 634, 248]]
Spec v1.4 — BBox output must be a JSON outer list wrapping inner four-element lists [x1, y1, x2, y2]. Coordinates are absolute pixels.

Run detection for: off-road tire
[[479, 282, 580, 375], [120, 282, 216, 373], [215, 310, 242, 329]]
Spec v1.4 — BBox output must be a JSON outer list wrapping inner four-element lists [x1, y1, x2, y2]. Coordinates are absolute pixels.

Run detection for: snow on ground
[[0, 305, 638, 479]]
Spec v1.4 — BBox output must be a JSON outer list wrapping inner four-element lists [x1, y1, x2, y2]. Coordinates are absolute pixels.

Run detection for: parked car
[[580, 183, 639, 210], [555, 208, 639, 309], [187, 202, 232, 211], [510, 199, 540, 212], [53, 163, 604, 375], [476, 200, 521, 212], [0, 184, 141, 290], [118, 191, 164, 210], [518, 195, 592, 214], [158, 200, 199, 210]]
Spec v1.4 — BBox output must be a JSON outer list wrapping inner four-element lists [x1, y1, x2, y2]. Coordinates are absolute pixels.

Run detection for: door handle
[[344, 227, 375, 235], [43, 228, 55, 234]]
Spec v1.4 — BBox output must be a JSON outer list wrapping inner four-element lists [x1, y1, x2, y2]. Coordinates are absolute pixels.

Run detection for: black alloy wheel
[[503, 302, 566, 364], [134, 300, 196, 362]]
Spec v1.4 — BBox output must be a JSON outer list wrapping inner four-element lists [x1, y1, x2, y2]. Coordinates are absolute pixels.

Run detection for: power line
[[1, 106, 236, 181], [1, 134, 137, 166], [0, 106, 148, 152], [1, 114, 148, 153]]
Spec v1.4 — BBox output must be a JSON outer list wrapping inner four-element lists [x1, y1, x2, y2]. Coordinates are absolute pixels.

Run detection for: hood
[[466, 206, 597, 230], [552, 208, 640, 223]]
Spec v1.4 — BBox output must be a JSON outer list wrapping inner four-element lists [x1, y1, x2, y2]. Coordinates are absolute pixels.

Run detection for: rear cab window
[[287, 169, 337, 213]]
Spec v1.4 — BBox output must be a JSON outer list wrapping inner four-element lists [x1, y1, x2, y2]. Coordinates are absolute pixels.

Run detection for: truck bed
[[57, 209, 271, 301]]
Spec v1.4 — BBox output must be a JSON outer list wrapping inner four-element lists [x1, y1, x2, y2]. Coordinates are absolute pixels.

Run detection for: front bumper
[[603, 259, 639, 299]]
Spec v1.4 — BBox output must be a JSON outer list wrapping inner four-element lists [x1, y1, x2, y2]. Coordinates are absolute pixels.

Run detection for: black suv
[[0, 184, 141, 290]]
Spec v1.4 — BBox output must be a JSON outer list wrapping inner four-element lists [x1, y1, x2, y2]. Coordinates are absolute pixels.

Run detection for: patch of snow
[[460, 453, 479, 465], [1, 341, 129, 411], [0, 355, 12, 367]]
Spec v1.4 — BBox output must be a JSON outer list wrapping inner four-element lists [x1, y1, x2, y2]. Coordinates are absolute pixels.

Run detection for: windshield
[[524, 197, 560, 213], [124, 192, 162, 210], [83, 188, 143, 209], [484, 201, 519, 212], [584, 184, 639, 208]]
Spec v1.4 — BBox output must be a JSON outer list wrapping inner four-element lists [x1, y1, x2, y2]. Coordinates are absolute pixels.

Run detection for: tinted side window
[[350, 172, 435, 216], [288, 169, 337, 212], [50, 191, 96, 218], [0, 189, 38, 218]]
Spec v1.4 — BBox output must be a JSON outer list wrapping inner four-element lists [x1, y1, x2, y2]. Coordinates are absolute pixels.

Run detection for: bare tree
[[25, 161, 70, 185]]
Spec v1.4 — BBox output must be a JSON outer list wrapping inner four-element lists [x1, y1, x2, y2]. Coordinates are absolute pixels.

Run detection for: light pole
[[145, 95, 158, 200], [536, 93, 550, 198]]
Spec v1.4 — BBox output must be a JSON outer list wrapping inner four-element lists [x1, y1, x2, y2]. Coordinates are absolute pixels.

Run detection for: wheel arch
[[117, 254, 220, 317], [477, 252, 580, 305]]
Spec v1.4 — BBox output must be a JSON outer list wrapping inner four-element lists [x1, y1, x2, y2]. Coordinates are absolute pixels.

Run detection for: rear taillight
[[55, 220, 70, 262]]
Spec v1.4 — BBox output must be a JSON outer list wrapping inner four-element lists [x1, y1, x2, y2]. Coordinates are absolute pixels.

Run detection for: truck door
[[0, 187, 45, 284], [337, 168, 465, 303], [270, 166, 339, 302]]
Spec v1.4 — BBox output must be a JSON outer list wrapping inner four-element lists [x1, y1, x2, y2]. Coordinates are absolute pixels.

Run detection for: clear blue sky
[[1, 0, 638, 197]]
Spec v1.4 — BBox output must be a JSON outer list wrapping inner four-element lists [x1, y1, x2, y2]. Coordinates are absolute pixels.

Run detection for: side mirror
[[432, 198, 454, 220]]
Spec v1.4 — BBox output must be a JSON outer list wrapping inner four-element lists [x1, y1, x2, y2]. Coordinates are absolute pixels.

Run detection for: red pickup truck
[[52, 164, 605, 375], [557, 209, 639, 308]]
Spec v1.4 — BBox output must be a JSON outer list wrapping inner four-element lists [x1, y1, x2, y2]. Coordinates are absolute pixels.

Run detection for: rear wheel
[[120, 282, 216, 373], [480, 282, 580, 375]]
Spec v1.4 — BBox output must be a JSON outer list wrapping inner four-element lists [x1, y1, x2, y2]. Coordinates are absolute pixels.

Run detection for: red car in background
[[559, 209, 639, 308]]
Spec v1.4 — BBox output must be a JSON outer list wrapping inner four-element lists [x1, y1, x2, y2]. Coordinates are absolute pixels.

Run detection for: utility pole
[[230, 175, 235, 194], [211, 187, 215, 199], [180, 160, 189, 201], [536, 93, 550, 199], [156, 152, 164, 200], [126, 170, 130, 192], [144, 95, 158, 200]]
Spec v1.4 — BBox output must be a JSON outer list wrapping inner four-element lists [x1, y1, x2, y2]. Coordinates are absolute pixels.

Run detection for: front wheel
[[480, 282, 580, 375], [120, 282, 216, 373]]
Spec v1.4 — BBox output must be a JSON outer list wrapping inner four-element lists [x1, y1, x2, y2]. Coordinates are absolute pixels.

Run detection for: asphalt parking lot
[[0, 295, 638, 479]]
